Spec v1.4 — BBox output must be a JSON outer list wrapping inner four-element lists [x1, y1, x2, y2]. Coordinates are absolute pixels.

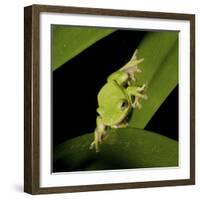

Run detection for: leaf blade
[[52, 26, 115, 70], [129, 32, 178, 128], [54, 128, 178, 171]]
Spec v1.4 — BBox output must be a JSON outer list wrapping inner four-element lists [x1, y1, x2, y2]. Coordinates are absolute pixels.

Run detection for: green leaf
[[129, 31, 178, 128], [52, 26, 115, 70], [54, 128, 178, 171]]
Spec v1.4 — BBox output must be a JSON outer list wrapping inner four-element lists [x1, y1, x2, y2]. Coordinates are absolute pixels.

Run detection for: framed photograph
[[24, 4, 195, 194]]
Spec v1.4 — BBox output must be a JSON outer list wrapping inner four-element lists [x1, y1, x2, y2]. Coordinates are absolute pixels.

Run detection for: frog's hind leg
[[90, 129, 100, 152], [120, 49, 144, 82], [90, 117, 106, 152]]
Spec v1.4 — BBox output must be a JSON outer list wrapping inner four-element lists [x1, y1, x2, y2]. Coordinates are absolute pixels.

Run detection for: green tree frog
[[90, 49, 147, 152]]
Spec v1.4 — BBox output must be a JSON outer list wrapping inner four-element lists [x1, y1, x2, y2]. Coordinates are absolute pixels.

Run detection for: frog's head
[[97, 81, 131, 126]]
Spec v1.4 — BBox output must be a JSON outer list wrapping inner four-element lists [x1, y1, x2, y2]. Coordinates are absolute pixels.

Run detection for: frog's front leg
[[127, 84, 147, 109], [90, 116, 106, 152]]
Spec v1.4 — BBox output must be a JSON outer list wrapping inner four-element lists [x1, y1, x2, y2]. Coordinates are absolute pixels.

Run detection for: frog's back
[[98, 81, 128, 106], [97, 81, 131, 126]]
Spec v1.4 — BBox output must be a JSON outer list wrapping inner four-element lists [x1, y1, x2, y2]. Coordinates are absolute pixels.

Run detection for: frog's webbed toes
[[132, 96, 142, 109], [89, 140, 99, 152], [136, 68, 142, 73], [90, 129, 100, 152], [120, 49, 144, 80], [137, 83, 147, 92], [131, 84, 148, 109], [90, 128, 107, 152], [89, 141, 95, 150]]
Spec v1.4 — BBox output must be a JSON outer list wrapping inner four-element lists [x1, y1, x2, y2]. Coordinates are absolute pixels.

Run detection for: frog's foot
[[132, 96, 142, 109], [90, 129, 100, 152], [132, 85, 148, 109], [127, 83, 147, 109], [137, 83, 147, 92], [120, 49, 144, 82], [122, 63, 143, 83], [90, 129, 106, 152], [89, 141, 96, 151], [127, 67, 142, 84], [123, 49, 144, 68]]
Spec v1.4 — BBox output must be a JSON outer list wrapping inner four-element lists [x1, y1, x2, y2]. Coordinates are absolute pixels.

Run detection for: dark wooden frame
[[24, 4, 195, 195]]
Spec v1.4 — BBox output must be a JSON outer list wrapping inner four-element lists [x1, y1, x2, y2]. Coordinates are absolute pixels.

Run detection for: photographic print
[[24, 5, 195, 194], [52, 26, 179, 172]]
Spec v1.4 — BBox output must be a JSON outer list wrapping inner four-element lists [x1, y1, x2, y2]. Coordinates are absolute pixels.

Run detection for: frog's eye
[[120, 99, 128, 110]]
